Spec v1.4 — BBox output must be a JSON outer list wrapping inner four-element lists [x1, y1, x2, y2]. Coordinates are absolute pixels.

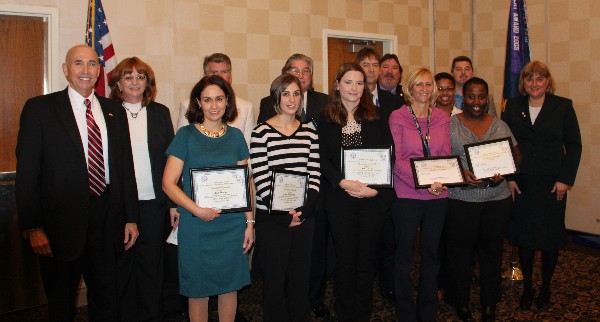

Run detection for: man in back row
[[451, 55, 497, 116]]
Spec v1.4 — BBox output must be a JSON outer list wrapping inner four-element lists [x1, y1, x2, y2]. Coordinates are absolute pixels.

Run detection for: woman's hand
[[242, 225, 254, 254], [463, 170, 482, 186], [551, 181, 570, 201], [428, 182, 447, 196], [169, 208, 180, 228], [191, 207, 221, 222], [340, 179, 378, 198], [288, 209, 304, 227], [507, 181, 521, 201], [489, 173, 505, 184]]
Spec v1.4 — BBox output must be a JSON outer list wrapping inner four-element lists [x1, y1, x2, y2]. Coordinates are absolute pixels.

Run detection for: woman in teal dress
[[163, 75, 254, 322]]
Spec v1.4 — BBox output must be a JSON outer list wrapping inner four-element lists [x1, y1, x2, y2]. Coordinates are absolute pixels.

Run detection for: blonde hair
[[402, 67, 438, 106]]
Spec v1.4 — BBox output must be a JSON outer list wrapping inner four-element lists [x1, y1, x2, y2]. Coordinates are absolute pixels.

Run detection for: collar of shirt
[[303, 90, 308, 112]]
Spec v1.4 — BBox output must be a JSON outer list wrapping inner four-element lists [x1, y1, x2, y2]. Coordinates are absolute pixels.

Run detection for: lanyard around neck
[[407, 105, 431, 157]]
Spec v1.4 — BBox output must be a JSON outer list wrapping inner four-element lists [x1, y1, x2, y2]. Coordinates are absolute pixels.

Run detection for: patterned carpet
[[1, 235, 598, 321]]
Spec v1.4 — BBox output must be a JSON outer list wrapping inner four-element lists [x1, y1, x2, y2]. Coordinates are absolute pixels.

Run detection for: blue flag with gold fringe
[[503, 0, 531, 105]]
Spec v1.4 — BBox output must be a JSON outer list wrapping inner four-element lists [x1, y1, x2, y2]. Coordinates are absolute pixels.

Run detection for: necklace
[[199, 123, 226, 138], [122, 103, 144, 119]]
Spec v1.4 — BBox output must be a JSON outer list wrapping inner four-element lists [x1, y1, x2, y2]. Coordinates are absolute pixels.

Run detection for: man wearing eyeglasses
[[176, 53, 255, 146], [257, 53, 328, 124], [451, 55, 497, 116]]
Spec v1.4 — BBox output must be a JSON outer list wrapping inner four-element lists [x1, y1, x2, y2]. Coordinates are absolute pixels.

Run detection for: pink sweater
[[389, 106, 451, 200]]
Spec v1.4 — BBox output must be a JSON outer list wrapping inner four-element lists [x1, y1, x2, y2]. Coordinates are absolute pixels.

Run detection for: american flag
[[85, 0, 116, 97]]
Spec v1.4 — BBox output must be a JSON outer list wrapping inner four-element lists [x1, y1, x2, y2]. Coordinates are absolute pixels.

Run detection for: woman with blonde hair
[[389, 67, 450, 322]]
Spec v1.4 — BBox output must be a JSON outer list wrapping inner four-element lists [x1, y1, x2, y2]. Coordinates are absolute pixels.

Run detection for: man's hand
[[29, 228, 53, 257], [124, 223, 139, 251]]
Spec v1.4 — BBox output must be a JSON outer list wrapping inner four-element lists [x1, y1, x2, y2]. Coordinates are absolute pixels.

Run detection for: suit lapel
[[532, 95, 556, 128], [146, 102, 158, 167], [98, 95, 116, 171], [56, 89, 86, 158], [515, 97, 533, 128]]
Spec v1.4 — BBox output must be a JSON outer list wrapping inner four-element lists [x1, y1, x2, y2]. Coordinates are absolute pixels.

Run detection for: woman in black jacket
[[318, 62, 395, 322], [502, 60, 582, 312]]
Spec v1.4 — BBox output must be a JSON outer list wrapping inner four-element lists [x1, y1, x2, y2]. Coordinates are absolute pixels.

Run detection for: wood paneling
[[0, 15, 45, 173], [327, 38, 383, 90]]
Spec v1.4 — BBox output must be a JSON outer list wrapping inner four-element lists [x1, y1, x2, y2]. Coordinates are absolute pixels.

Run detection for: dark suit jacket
[[257, 89, 328, 124], [16, 88, 139, 261], [376, 87, 404, 122], [125, 101, 174, 204], [502, 94, 582, 185], [317, 115, 396, 211]]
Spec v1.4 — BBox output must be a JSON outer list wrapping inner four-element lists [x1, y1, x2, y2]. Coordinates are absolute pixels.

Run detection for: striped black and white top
[[250, 122, 320, 211]]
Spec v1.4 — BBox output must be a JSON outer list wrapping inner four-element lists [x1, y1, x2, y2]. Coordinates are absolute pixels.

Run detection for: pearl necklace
[[199, 123, 226, 138], [122, 102, 145, 119]]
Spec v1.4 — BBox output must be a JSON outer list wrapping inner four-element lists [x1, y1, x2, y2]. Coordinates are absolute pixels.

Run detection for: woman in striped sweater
[[250, 74, 320, 322]]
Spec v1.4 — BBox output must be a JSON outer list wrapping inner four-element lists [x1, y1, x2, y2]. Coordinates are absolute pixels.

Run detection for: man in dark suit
[[16, 44, 139, 322], [355, 47, 402, 122], [378, 53, 406, 102], [257, 53, 328, 124]]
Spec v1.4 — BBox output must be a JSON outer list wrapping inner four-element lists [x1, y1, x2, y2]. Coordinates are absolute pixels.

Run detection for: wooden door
[[327, 38, 383, 91], [0, 14, 45, 174]]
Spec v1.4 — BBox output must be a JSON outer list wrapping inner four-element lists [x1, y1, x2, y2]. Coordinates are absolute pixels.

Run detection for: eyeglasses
[[121, 74, 147, 82], [438, 87, 455, 92], [289, 68, 311, 76]]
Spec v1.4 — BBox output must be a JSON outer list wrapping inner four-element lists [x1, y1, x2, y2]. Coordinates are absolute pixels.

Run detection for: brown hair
[[323, 62, 378, 125], [518, 60, 556, 95], [186, 75, 238, 124], [270, 74, 303, 116], [108, 57, 156, 106]]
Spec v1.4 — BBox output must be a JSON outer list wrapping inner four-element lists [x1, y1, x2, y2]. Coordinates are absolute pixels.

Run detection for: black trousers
[[444, 197, 512, 308], [39, 189, 118, 322], [327, 190, 387, 322], [392, 198, 447, 322], [308, 208, 331, 309], [117, 198, 166, 322], [376, 206, 396, 294], [256, 210, 314, 322]]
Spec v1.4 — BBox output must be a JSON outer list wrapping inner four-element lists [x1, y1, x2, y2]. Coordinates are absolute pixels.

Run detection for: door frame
[[322, 29, 397, 94], [0, 4, 60, 95]]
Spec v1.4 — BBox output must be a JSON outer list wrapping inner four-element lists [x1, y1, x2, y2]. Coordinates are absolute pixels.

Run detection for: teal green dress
[[166, 124, 250, 297]]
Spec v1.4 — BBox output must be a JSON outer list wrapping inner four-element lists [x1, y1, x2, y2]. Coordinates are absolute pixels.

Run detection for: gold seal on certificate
[[269, 169, 309, 215], [190, 165, 251, 213], [410, 156, 466, 188], [464, 137, 519, 179], [342, 145, 394, 188]]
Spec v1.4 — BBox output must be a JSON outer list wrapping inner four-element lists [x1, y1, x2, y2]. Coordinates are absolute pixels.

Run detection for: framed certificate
[[269, 169, 309, 215], [190, 165, 251, 213], [464, 137, 519, 179], [410, 156, 466, 188], [342, 145, 394, 188]]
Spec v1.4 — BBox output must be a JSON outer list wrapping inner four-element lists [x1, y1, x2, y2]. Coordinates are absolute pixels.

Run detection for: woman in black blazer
[[109, 57, 175, 321], [502, 61, 582, 312], [318, 62, 395, 322]]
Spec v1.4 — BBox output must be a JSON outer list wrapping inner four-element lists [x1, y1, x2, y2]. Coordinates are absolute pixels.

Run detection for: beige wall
[[472, 0, 599, 234], [3, 0, 598, 233]]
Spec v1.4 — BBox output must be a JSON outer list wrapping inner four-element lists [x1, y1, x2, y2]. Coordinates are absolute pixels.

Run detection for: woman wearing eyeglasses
[[108, 57, 174, 321], [433, 72, 461, 117]]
